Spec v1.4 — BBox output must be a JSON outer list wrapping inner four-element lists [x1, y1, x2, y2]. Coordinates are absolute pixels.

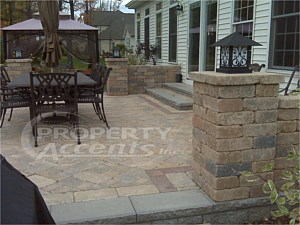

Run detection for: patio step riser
[[146, 88, 193, 110], [163, 83, 193, 97]]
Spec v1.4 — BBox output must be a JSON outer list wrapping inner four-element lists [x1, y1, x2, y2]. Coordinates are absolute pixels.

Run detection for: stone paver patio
[[1, 94, 195, 205]]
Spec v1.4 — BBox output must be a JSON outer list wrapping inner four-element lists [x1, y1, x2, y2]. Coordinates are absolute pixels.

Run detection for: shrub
[[241, 149, 300, 225]]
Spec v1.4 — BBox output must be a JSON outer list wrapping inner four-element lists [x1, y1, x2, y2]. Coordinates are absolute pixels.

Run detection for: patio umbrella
[[38, 0, 62, 68], [0, 155, 55, 224]]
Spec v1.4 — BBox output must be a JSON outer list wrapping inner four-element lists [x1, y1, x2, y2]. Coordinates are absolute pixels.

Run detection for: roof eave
[[125, 0, 150, 9]]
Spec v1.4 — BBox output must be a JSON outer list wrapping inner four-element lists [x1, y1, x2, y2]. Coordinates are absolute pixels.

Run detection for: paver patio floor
[[1, 94, 195, 205]]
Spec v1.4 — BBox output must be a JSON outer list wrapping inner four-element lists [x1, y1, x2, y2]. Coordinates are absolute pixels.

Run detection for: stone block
[[255, 110, 277, 123], [256, 84, 279, 97], [278, 96, 300, 108], [275, 144, 296, 157], [193, 93, 202, 106], [253, 136, 276, 149], [239, 172, 273, 187], [192, 127, 207, 145], [277, 133, 299, 145], [216, 137, 253, 151], [205, 159, 251, 177], [194, 82, 217, 97], [278, 109, 299, 121], [192, 149, 205, 166], [243, 123, 277, 137], [250, 185, 267, 198], [215, 125, 243, 138], [216, 85, 255, 99], [202, 95, 217, 111], [202, 144, 242, 164], [205, 109, 218, 124], [218, 111, 254, 125], [275, 157, 298, 169], [277, 121, 297, 133], [244, 97, 278, 110], [252, 160, 274, 173], [242, 148, 275, 162], [203, 170, 240, 190], [192, 116, 203, 129], [193, 104, 207, 118], [217, 98, 244, 112], [204, 183, 250, 201]]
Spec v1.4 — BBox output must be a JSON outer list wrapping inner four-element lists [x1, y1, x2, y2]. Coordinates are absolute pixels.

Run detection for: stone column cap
[[105, 58, 128, 62], [190, 71, 285, 85], [6, 58, 32, 63]]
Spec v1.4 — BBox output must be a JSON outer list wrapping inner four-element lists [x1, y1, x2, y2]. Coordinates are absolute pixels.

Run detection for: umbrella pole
[[51, 67, 54, 73]]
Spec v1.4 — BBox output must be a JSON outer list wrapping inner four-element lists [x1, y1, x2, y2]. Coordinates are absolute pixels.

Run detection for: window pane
[[169, 7, 177, 62], [156, 13, 162, 36], [156, 2, 162, 11], [271, 4, 300, 69]]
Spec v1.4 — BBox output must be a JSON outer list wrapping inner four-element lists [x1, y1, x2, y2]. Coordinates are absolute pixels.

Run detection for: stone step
[[50, 190, 270, 224], [163, 83, 193, 97], [146, 88, 193, 110]]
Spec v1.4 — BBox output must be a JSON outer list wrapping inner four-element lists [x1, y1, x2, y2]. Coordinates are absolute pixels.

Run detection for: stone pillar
[[190, 71, 284, 202], [5, 59, 32, 80], [105, 58, 128, 96]]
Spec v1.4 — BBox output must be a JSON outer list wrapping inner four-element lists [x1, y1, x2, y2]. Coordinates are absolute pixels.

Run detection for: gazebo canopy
[[1, 12, 99, 64]]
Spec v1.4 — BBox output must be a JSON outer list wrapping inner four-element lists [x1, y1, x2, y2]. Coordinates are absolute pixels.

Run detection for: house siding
[[131, 0, 298, 88]]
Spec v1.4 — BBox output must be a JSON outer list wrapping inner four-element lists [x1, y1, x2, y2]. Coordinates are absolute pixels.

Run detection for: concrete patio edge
[[49, 190, 271, 224]]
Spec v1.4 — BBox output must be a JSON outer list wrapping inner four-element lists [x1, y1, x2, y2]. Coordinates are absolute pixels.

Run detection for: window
[[145, 8, 150, 16], [206, 0, 217, 71], [156, 3, 162, 60], [169, 7, 177, 62], [233, 0, 254, 39], [156, 2, 162, 11], [188, 2, 200, 72], [144, 17, 150, 59], [136, 13, 141, 44], [270, 0, 299, 69]]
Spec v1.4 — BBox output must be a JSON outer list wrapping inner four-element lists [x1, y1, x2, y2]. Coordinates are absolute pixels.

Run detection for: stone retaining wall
[[5, 59, 32, 80], [105, 58, 179, 96], [190, 71, 296, 202], [128, 65, 179, 94], [274, 96, 299, 187]]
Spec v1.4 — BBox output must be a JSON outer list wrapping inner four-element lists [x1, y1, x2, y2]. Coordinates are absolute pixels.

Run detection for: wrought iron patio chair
[[78, 65, 112, 128], [1, 66, 11, 83], [249, 63, 265, 72], [30, 72, 80, 147], [279, 65, 300, 96], [0, 70, 30, 127]]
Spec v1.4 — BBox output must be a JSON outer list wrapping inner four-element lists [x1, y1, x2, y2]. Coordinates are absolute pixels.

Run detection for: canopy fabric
[[38, 0, 62, 68], [1, 18, 98, 31]]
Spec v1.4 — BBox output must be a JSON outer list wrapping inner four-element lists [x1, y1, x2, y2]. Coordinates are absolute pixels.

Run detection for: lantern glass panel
[[232, 46, 248, 67], [221, 46, 230, 67]]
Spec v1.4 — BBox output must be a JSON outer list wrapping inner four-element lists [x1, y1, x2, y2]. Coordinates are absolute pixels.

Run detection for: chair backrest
[[90, 64, 104, 81], [30, 72, 78, 103], [249, 63, 265, 72], [0, 66, 10, 84], [100, 67, 112, 92], [280, 65, 300, 95]]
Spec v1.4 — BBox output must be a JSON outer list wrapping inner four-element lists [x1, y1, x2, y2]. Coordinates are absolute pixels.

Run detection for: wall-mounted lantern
[[112, 47, 121, 58], [175, 1, 183, 15], [212, 32, 262, 73], [12, 47, 24, 59]]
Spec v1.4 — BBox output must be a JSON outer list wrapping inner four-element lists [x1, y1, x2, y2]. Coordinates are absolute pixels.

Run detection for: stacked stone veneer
[[190, 71, 290, 202], [275, 96, 299, 187], [5, 59, 32, 80], [105, 58, 179, 96], [128, 65, 179, 94], [106, 58, 129, 96]]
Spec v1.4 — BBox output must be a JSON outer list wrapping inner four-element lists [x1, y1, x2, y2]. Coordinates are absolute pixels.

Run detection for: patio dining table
[[7, 72, 96, 89], [6, 72, 97, 124]]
